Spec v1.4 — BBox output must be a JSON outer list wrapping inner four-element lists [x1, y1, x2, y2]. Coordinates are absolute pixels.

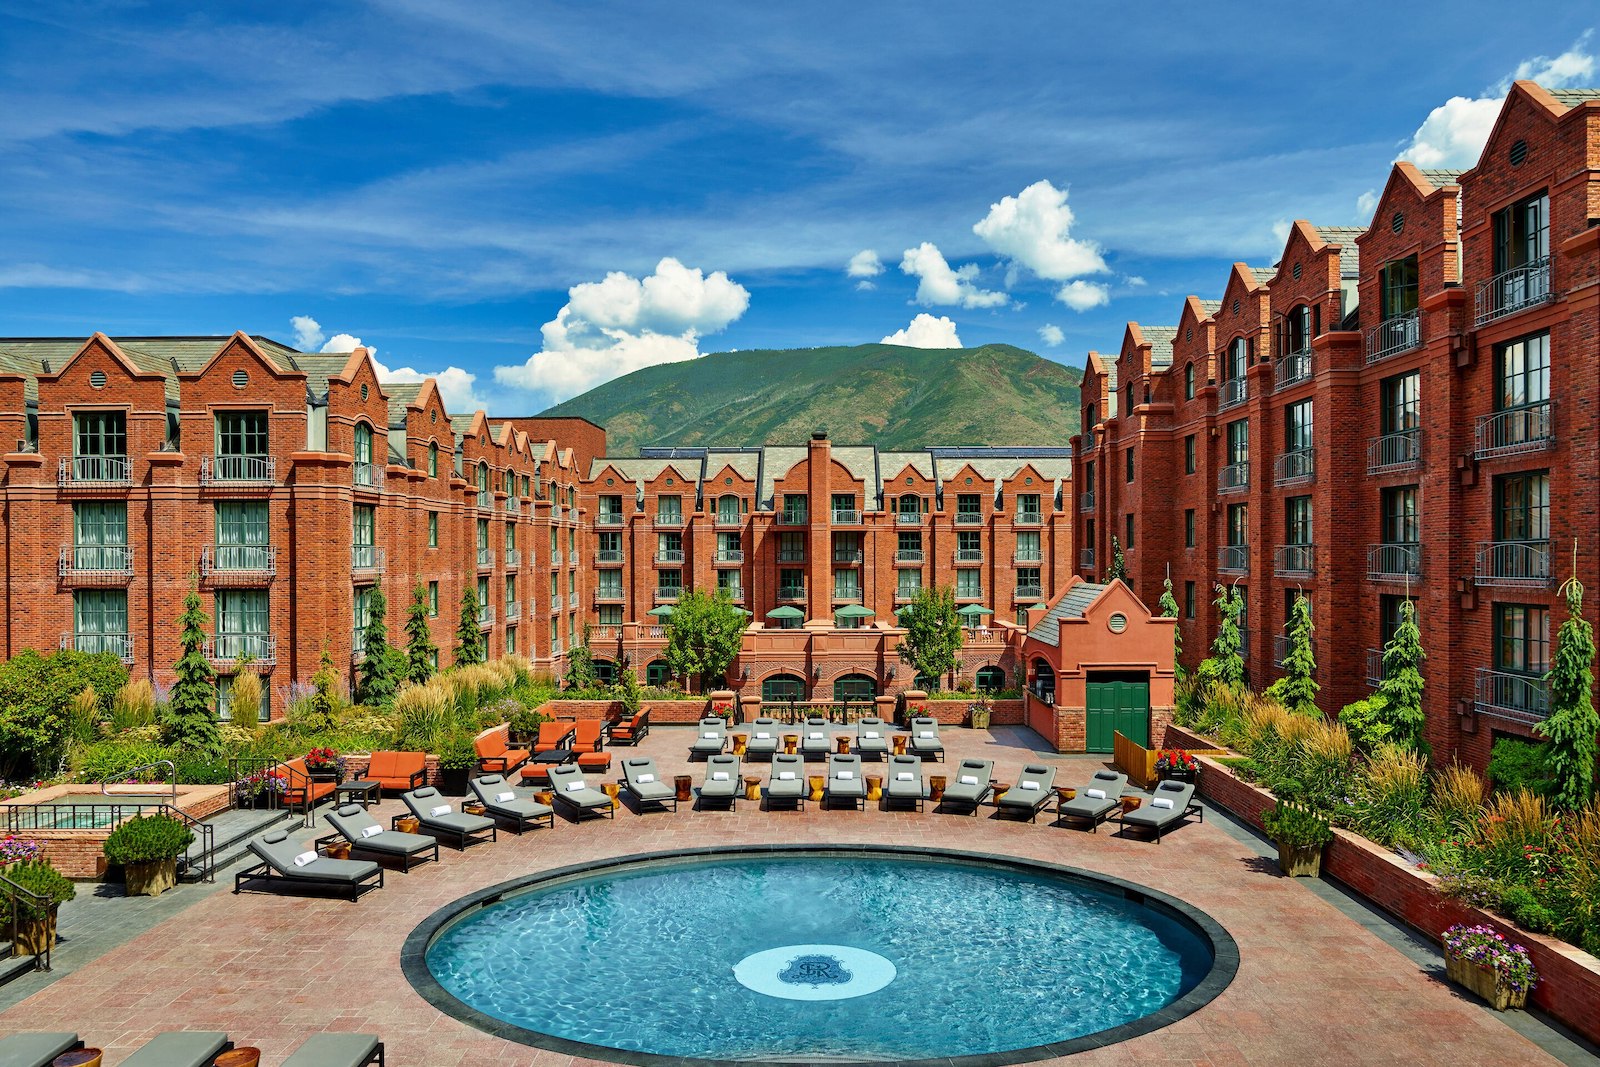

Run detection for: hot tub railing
[[0, 802, 214, 884], [0, 871, 51, 974], [100, 759, 177, 799]]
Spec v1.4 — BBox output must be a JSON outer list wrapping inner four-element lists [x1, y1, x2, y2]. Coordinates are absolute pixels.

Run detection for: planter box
[[13, 906, 57, 955], [1276, 840, 1323, 878], [124, 858, 177, 897], [1446, 954, 1527, 1011]]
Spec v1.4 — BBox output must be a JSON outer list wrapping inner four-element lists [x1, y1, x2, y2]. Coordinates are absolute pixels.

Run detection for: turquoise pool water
[[425, 853, 1216, 1062], [6, 795, 169, 830]]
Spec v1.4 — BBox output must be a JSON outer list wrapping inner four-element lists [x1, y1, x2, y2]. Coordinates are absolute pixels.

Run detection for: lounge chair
[[547, 764, 615, 820], [799, 717, 831, 760], [743, 717, 781, 758], [996, 764, 1058, 822], [360, 751, 428, 795], [1118, 780, 1203, 843], [0, 1033, 83, 1067], [765, 754, 807, 810], [621, 756, 678, 813], [698, 754, 741, 809], [473, 728, 529, 776], [324, 803, 439, 871], [690, 716, 727, 759], [573, 718, 613, 773], [608, 708, 650, 745], [908, 717, 944, 761], [468, 774, 555, 833], [120, 1033, 233, 1067], [234, 829, 383, 901], [825, 753, 867, 810], [400, 787, 497, 850], [938, 758, 994, 815], [883, 754, 928, 811], [281, 1033, 384, 1067], [855, 717, 890, 760], [532, 721, 577, 756], [1055, 770, 1128, 832]]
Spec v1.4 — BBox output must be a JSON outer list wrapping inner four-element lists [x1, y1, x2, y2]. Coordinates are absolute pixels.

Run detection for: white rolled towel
[[712, 772, 730, 782], [494, 791, 515, 803], [959, 774, 979, 786], [638, 773, 655, 784], [564, 781, 586, 794], [1151, 797, 1175, 810], [293, 851, 318, 867], [778, 771, 796, 781], [1085, 788, 1106, 800], [360, 824, 382, 839], [429, 804, 451, 817], [1019, 780, 1039, 791], [701, 732, 718, 740], [895, 772, 914, 782]]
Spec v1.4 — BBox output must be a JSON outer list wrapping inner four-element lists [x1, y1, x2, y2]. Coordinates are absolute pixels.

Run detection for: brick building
[[0, 332, 590, 718], [1073, 81, 1600, 770]]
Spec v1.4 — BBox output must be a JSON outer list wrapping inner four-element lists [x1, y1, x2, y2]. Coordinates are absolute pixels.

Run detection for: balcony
[[719, 586, 745, 603], [1079, 491, 1095, 513], [504, 496, 521, 516], [1016, 510, 1043, 526], [654, 514, 684, 528], [1367, 543, 1421, 581], [1474, 402, 1553, 459], [550, 551, 563, 566], [1475, 540, 1552, 588], [1273, 448, 1314, 486], [715, 550, 744, 564], [506, 600, 520, 621], [655, 549, 685, 564], [351, 544, 386, 575], [549, 505, 562, 522], [1366, 647, 1385, 688], [954, 548, 984, 564], [1367, 429, 1420, 474], [1475, 667, 1551, 725], [1013, 551, 1041, 565], [1218, 461, 1249, 494], [505, 548, 520, 569], [896, 512, 923, 525], [596, 549, 623, 565], [777, 586, 806, 602], [206, 633, 276, 666], [58, 455, 131, 487], [1274, 348, 1311, 389], [954, 512, 983, 525], [831, 589, 864, 603], [478, 605, 494, 629], [778, 511, 808, 526], [59, 544, 134, 582], [200, 545, 275, 580], [550, 595, 563, 612], [1080, 547, 1095, 570], [654, 587, 682, 603], [715, 513, 742, 528], [591, 626, 620, 641], [895, 587, 920, 603], [777, 549, 805, 563], [896, 548, 924, 564], [476, 548, 495, 570], [1014, 584, 1043, 600], [1219, 377, 1247, 410], [832, 549, 863, 564], [1218, 544, 1249, 574], [593, 588, 624, 604], [1474, 259, 1552, 327], [596, 513, 625, 527], [1367, 311, 1420, 364], [201, 455, 275, 486], [1272, 634, 1291, 669], [831, 509, 862, 525], [352, 462, 385, 489], [475, 490, 491, 509], [60, 632, 133, 663], [1274, 543, 1314, 577]]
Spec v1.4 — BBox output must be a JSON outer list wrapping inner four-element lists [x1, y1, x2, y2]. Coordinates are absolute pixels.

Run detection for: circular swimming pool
[[404, 846, 1236, 1065]]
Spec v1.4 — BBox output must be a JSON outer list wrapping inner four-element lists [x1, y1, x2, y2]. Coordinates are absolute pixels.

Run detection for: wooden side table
[[928, 775, 947, 802], [214, 1050, 262, 1067], [866, 775, 883, 802], [835, 735, 852, 755], [462, 802, 487, 816], [731, 735, 749, 756], [533, 790, 554, 806], [807, 775, 825, 802], [674, 775, 694, 802], [891, 735, 908, 756], [322, 841, 352, 861], [742, 776, 763, 801], [1119, 796, 1143, 815], [52, 1050, 103, 1067], [783, 734, 799, 755], [991, 783, 1009, 805], [393, 815, 421, 834]]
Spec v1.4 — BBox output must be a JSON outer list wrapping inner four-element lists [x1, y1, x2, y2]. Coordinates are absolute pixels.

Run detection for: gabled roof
[[384, 383, 425, 429], [1310, 225, 1363, 278], [1550, 88, 1600, 108], [1027, 582, 1108, 647], [1141, 325, 1178, 368], [1416, 169, 1463, 189]]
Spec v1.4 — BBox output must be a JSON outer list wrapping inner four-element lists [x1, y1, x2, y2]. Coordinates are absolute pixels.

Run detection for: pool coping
[[399, 843, 1241, 1067]]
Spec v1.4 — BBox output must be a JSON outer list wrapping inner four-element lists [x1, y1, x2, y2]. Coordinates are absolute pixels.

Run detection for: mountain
[[536, 343, 1082, 454]]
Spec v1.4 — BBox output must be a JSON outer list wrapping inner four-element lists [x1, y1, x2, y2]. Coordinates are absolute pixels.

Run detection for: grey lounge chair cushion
[[0, 1032, 81, 1067], [745, 721, 780, 753], [702, 756, 741, 797], [486, 796, 553, 820], [886, 777, 926, 798], [1058, 795, 1118, 819], [281, 1033, 381, 1067], [624, 760, 673, 800], [326, 808, 436, 855], [251, 832, 381, 883], [120, 1032, 230, 1067], [469, 776, 552, 819], [421, 811, 495, 835], [855, 719, 889, 751], [999, 765, 1057, 808], [942, 761, 994, 801], [549, 769, 610, 808], [1123, 782, 1197, 828], [908, 718, 943, 750], [827, 758, 866, 797], [701, 778, 739, 798], [767, 757, 807, 797]]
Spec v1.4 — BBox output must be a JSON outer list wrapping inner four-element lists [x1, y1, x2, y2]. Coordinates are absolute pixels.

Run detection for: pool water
[[425, 853, 1215, 1062], [12, 795, 169, 830]]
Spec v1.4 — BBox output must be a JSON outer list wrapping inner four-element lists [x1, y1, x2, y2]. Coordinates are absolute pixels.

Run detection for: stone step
[[180, 806, 293, 880], [0, 947, 42, 989]]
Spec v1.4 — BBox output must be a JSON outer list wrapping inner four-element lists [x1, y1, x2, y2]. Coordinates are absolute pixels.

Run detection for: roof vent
[[232, 369, 249, 389], [89, 370, 106, 389], [1391, 211, 1405, 235], [360, 383, 369, 401], [1231, 299, 1240, 315], [1509, 139, 1528, 167], [812, 430, 828, 441], [1291, 262, 1302, 280]]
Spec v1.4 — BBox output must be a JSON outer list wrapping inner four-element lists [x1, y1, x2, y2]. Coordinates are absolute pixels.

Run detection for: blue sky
[[1, 3, 1595, 414]]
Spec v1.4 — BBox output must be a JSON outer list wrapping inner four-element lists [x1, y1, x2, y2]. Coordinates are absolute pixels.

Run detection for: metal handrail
[[1079, 491, 1095, 512], [101, 759, 177, 799], [1218, 544, 1249, 573], [1368, 429, 1420, 473], [1273, 448, 1314, 485], [1218, 461, 1249, 493], [1367, 543, 1421, 580], [1219, 377, 1247, 409], [0, 872, 51, 972], [59, 454, 132, 486], [202, 455, 275, 485], [1275, 349, 1311, 389], [59, 544, 135, 578], [716, 550, 745, 563], [896, 549, 924, 563], [201, 544, 276, 577], [157, 802, 215, 883], [59, 632, 134, 663], [1474, 402, 1553, 459]]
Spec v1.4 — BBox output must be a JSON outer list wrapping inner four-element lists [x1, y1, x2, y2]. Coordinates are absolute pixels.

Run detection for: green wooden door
[[1085, 679, 1150, 752]]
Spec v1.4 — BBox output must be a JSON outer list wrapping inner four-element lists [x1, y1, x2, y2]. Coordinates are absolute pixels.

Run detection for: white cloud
[[494, 257, 750, 402], [1356, 189, 1379, 221], [1270, 219, 1292, 247], [1124, 276, 1147, 288], [1054, 281, 1109, 312], [881, 313, 963, 349], [371, 357, 486, 414], [972, 180, 1107, 282], [846, 249, 883, 278], [1037, 323, 1064, 347], [899, 242, 1007, 309], [1400, 36, 1595, 169], [322, 332, 371, 358], [290, 315, 324, 351]]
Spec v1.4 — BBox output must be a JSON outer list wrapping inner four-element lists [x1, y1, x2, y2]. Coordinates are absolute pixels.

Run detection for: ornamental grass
[[1432, 763, 1487, 834]]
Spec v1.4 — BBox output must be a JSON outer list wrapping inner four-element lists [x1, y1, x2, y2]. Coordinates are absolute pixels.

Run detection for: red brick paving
[[0, 726, 1560, 1065]]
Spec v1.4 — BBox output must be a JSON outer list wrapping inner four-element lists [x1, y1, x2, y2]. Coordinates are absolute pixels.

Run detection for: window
[[1493, 191, 1549, 275], [74, 410, 126, 463], [956, 569, 982, 599], [896, 494, 923, 519], [656, 494, 682, 523], [956, 530, 981, 560], [216, 501, 269, 570], [897, 568, 923, 597], [74, 501, 128, 571], [1184, 434, 1196, 474], [647, 661, 672, 687], [1225, 337, 1247, 383], [1084, 401, 1097, 432], [597, 531, 621, 561], [1379, 594, 1415, 645], [834, 675, 876, 701], [779, 568, 805, 598], [778, 531, 805, 562], [1124, 448, 1134, 483], [1016, 531, 1040, 561], [428, 581, 439, 616], [597, 605, 623, 627], [1017, 493, 1041, 522], [215, 411, 267, 458], [427, 442, 438, 477], [427, 512, 438, 548], [1496, 332, 1550, 411], [503, 523, 515, 556], [1495, 604, 1550, 676], [1286, 496, 1312, 545], [831, 493, 857, 520], [1382, 486, 1419, 544], [475, 518, 489, 565], [1184, 581, 1196, 619], [1226, 503, 1248, 546], [833, 568, 860, 599], [763, 675, 806, 702], [658, 569, 683, 594], [1285, 399, 1313, 453], [1284, 304, 1312, 353], [353, 423, 373, 484], [596, 570, 622, 598], [1380, 256, 1419, 320], [506, 626, 516, 656], [72, 589, 128, 657], [1084, 458, 1095, 489], [717, 494, 742, 523], [215, 590, 269, 660], [1184, 509, 1195, 548], [657, 531, 683, 562], [716, 568, 742, 598], [1125, 380, 1136, 413], [598, 494, 624, 523], [1496, 471, 1549, 542], [717, 531, 741, 559], [504, 574, 515, 609], [477, 576, 490, 611], [1184, 363, 1195, 400], [1121, 512, 1132, 550], [832, 532, 861, 562], [1226, 420, 1249, 466], [781, 494, 808, 524], [956, 493, 982, 520], [1382, 371, 1420, 435], [1016, 567, 1041, 593]]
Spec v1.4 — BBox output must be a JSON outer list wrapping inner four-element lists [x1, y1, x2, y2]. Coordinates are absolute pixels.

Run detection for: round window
[[965, 477, 973, 485], [905, 477, 913, 485], [1509, 139, 1528, 167], [606, 478, 615, 486], [232, 369, 249, 389], [724, 477, 732, 485], [360, 383, 369, 401], [1391, 211, 1405, 235], [665, 477, 673, 486], [89, 370, 106, 389], [1024, 476, 1033, 485], [1108, 612, 1128, 634]]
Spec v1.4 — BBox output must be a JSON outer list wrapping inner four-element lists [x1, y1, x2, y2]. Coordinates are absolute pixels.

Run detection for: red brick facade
[[1075, 82, 1600, 772]]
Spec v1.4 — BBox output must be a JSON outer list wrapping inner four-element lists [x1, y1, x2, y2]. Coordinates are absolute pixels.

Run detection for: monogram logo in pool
[[777, 953, 853, 988]]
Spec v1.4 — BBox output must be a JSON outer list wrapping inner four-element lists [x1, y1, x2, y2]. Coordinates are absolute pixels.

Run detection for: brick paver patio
[[0, 724, 1571, 1065]]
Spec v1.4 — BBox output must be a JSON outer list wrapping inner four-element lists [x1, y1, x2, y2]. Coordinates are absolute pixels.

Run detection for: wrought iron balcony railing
[[1273, 448, 1314, 486], [61, 632, 134, 663], [1367, 429, 1420, 473], [1079, 491, 1095, 513], [202, 455, 275, 485], [716, 550, 745, 564], [831, 509, 862, 525], [200, 545, 275, 578], [1273, 543, 1314, 576], [1275, 348, 1311, 389], [60, 544, 134, 579], [352, 462, 385, 489], [1218, 544, 1249, 573], [351, 545, 386, 573], [476, 548, 495, 569], [59, 455, 131, 486], [954, 548, 984, 563], [1474, 259, 1552, 327], [1218, 461, 1249, 494], [1474, 540, 1551, 588], [1367, 543, 1421, 581], [655, 549, 685, 564], [1219, 377, 1247, 410], [896, 512, 923, 525], [1474, 402, 1553, 459], [954, 512, 983, 525], [1475, 667, 1551, 725], [206, 633, 276, 665], [1367, 310, 1420, 363], [896, 549, 924, 563], [596, 549, 624, 564]]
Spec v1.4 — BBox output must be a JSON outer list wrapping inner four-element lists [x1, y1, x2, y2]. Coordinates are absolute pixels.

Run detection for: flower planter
[[1159, 767, 1197, 785], [1275, 840, 1324, 878], [967, 706, 992, 730], [1446, 954, 1527, 1011], [124, 858, 178, 897], [12, 905, 57, 955], [437, 768, 470, 797]]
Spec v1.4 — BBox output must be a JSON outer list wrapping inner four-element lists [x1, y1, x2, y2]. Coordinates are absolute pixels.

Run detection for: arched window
[[353, 423, 374, 487], [646, 659, 671, 687], [833, 674, 876, 702], [762, 674, 806, 703], [717, 494, 742, 523], [593, 659, 616, 685], [1226, 337, 1248, 382], [914, 672, 940, 692], [427, 441, 438, 477], [1032, 658, 1056, 704], [976, 666, 1005, 693]]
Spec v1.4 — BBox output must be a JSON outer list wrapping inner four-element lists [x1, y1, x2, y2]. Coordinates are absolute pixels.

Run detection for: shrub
[[1262, 799, 1333, 848], [508, 703, 549, 739], [110, 678, 159, 733], [1463, 790, 1554, 886], [435, 732, 478, 772], [1487, 737, 1552, 798], [1345, 743, 1430, 847], [102, 813, 194, 865], [72, 739, 174, 784], [1496, 885, 1558, 933], [1, 859, 76, 917], [0, 649, 128, 779], [228, 670, 263, 727]]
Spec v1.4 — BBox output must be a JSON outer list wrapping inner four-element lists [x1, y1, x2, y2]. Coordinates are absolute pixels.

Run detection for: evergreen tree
[[454, 585, 485, 666], [1196, 584, 1244, 689], [163, 583, 220, 752], [663, 589, 750, 692], [1539, 576, 1598, 810], [617, 657, 643, 714], [1106, 536, 1127, 582], [1341, 598, 1428, 752], [356, 580, 399, 707], [1268, 592, 1320, 715], [1157, 574, 1183, 669], [565, 626, 599, 691], [403, 583, 437, 684], [896, 584, 963, 688]]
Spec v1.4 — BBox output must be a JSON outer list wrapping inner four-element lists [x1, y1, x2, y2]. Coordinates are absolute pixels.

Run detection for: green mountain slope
[[537, 343, 1081, 453]]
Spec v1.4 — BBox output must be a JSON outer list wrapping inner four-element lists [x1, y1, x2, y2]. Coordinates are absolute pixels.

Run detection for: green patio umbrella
[[834, 604, 875, 619], [1026, 603, 1049, 612], [956, 604, 993, 617], [766, 605, 804, 619], [646, 604, 675, 617], [893, 604, 915, 616]]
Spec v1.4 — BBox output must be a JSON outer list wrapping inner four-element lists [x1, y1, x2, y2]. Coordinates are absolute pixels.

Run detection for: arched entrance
[[975, 666, 1005, 693], [833, 674, 876, 703], [1031, 659, 1055, 704], [761, 673, 806, 704]]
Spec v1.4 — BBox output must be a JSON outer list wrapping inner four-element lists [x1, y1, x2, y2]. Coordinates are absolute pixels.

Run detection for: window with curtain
[[74, 501, 127, 571], [215, 590, 269, 659], [73, 589, 128, 653], [216, 501, 269, 570], [897, 568, 922, 597], [833, 568, 860, 599], [596, 570, 623, 597], [956, 570, 981, 598]]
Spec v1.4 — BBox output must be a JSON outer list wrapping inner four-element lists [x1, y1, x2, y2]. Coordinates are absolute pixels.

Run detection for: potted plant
[[0, 859, 75, 954], [1155, 750, 1199, 784], [303, 746, 346, 782], [1442, 924, 1538, 1010], [508, 704, 550, 746], [102, 812, 195, 897], [1260, 799, 1333, 877], [0, 836, 42, 867], [435, 732, 477, 797], [233, 770, 287, 809], [966, 701, 991, 730]]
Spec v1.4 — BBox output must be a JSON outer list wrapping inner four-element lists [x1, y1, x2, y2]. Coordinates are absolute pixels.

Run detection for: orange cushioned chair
[[608, 708, 650, 746], [533, 722, 576, 755], [573, 719, 612, 773], [364, 751, 428, 795], [475, 730, 529, 775], [279, 757, 336, 812]]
